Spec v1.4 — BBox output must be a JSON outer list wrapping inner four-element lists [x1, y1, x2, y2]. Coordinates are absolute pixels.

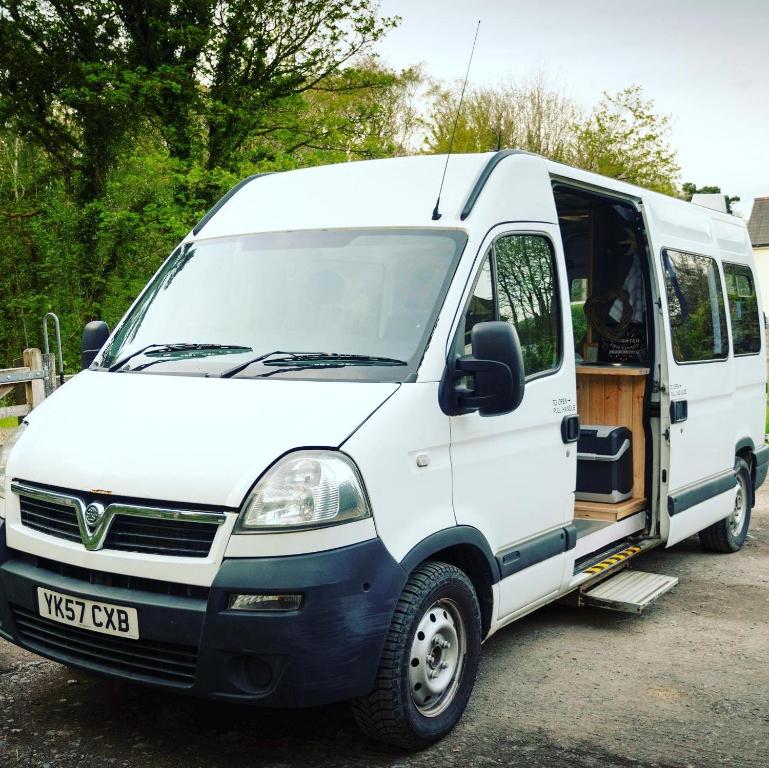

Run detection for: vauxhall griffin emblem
[[84, 502, 105, 528]]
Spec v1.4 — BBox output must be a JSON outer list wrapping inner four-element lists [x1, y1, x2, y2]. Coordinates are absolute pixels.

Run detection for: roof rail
[[192, 173, 273, 236], [460, 149, 532, 221]]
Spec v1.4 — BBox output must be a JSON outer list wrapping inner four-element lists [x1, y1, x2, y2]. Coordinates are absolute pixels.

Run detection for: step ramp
[[582, 570, 678, 614]]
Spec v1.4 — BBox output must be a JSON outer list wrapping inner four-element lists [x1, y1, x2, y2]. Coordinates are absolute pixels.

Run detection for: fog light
[[228, 593, 303, 611]]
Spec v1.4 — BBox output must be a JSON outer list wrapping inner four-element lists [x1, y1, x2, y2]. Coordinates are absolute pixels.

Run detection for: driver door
[[449, 225, 577, 620]]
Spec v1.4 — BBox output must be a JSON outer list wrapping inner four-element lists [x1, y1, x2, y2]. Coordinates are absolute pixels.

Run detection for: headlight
[[236, 450, 371, 532], [0, 423, 27, 504]]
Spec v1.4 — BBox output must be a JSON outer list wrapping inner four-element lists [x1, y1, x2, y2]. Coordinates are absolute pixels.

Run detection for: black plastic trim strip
[[667, 471, 736, 516], [754, 445, 769, 490], [496, 524, 577, 580], [754, 445, 769, 467], [192, 173, 272, 236], [460, 150, 530, 220]]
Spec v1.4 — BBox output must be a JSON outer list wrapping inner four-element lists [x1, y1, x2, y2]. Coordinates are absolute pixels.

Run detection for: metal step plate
[[581, 570, 679, 614]]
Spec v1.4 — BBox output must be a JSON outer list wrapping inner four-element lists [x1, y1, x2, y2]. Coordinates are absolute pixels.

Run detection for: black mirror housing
[[81, 321, 110, 370], [439, 321, 525, 417]]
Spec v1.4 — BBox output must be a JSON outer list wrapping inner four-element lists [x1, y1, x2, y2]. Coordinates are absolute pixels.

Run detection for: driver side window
[[459, 253, 494, 355], [456, 235, 561, 380]]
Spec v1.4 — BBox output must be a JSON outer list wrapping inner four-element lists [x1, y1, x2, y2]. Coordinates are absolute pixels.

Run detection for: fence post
[[42, 352, 57, 397], [23, 348, 45, 410]]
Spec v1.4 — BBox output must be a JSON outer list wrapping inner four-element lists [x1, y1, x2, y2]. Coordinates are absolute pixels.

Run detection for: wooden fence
[[0, 348, 58, 421]]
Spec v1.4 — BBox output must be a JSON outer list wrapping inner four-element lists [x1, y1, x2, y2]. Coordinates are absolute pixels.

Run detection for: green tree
[[0, 2, 406, 371], [0, 1, 397, 198], [424, 73, 579, 161], [0, 1, 135, 202], [424, 80, 681, 197], [572, 85, 680, 195]]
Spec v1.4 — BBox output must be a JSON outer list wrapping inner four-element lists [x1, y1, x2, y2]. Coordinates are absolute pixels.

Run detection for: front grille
[[9, 549, 210, 600], [12, 605, 198, 685], [17, 489, 222, 559], [104, 517, 217, 557], [20, 496, 80, 543]]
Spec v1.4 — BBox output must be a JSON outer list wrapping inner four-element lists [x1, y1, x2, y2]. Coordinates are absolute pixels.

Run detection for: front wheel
[[351, 561, 481, 750], [699, 457, 752, 553]]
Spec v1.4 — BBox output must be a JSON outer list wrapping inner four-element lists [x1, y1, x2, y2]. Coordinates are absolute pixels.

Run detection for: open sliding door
[[657, 246, 737, 546]]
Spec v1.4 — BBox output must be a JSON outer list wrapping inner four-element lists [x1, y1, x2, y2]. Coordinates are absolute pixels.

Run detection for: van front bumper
[[0, 523, 406, 707]]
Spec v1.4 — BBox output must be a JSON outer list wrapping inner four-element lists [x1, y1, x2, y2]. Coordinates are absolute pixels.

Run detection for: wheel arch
[[400, 527, 499, 638], [735, 436, 755, 458], [735, 438, 756, 502]]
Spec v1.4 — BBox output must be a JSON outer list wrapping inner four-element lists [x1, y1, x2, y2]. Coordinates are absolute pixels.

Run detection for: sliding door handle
[[561, 414, 580, 443], [670, 400, 688, 424]]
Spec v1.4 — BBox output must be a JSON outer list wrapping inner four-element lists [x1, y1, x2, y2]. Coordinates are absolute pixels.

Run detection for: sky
[[376, 0, 768, 219]]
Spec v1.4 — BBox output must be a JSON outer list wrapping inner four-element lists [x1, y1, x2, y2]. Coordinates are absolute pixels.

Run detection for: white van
[[0, 151, 766, 749]]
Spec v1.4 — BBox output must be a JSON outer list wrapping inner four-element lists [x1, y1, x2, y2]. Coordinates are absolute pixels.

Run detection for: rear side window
[[662, 249, 728, 363], [723, 263, 761, 355]]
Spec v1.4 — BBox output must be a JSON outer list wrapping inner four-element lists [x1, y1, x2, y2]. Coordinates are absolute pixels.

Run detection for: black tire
[[699, 457, 752, 553], [351, 561, 481, 750]]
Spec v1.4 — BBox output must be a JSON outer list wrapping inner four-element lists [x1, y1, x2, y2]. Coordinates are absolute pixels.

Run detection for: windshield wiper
[[265, 353, 407, 366], [219, 350, 315, 378], [109, 343, 252, 373], [250, 364, 346, 379], [220, 351, 407, 379]]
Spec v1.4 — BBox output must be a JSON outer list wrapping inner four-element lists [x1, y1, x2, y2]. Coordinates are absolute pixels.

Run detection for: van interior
[[553, 184, 656, 565]]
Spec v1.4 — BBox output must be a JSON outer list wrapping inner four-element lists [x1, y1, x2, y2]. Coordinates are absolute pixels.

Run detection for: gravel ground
[[0, 428, 15, 445], [1, 484, 767, 767]]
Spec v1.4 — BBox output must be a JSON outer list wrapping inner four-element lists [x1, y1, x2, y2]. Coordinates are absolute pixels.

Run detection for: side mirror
[[81, 321, 110, 370], [439, 321, 525, 417]]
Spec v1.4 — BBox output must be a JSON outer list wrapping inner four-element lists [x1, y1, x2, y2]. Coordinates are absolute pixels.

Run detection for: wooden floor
[[574, 496, 647, 522]]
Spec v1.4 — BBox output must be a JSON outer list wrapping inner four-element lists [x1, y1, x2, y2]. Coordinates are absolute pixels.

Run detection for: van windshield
[[97, 229, 467, 382]]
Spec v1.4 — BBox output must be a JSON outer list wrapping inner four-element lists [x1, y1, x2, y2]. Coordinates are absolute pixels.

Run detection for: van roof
[[191, 153, 494, 240], [191, 151, 750, 253]]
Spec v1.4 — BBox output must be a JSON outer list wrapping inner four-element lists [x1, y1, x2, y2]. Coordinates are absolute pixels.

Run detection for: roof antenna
[[432, 20, 481, 221]]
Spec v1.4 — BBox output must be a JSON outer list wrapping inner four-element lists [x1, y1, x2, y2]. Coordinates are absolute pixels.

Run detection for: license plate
[[37, 587, 139, 639]]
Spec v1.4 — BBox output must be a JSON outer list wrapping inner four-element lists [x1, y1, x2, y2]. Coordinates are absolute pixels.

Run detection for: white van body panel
[[713, 216, 754, 257], [224, 518, 378, 558], [7, 370, 397, 507], [341, 383, 455, 563], [451, 154, 559, 236], [663, 485, 740, 545], [496, 556, 563, 620]]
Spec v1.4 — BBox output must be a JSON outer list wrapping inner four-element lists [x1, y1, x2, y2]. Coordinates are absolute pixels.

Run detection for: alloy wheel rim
[[408, 597, 466, 717]]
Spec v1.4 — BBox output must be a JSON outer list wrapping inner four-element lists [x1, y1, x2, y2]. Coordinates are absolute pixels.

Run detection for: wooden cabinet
[[575, 366, 648, 521]]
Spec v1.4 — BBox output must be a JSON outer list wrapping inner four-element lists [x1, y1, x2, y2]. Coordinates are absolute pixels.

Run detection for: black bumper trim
[[0, 525, 406, 707]]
